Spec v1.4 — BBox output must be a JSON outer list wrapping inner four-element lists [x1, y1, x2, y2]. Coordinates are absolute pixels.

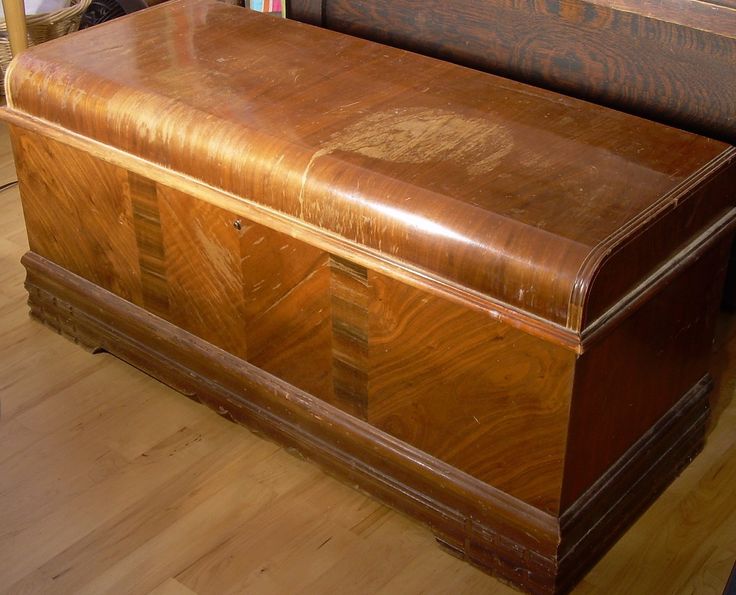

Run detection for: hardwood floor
[[0, 121, 735, 594]]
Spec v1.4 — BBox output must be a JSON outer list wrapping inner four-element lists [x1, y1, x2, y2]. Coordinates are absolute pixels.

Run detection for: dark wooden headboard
[[287, 0, 736, 145]]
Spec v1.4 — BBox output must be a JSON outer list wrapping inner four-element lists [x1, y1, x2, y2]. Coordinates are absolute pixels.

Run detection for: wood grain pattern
[[3, 117, 736, 595], [130, 172, 170, 318], [286, 0, 322, 24], [3, 113, 575, 354], [243, 249, 334, 404], [563, 236, 731, 508], [329, 255, 370, 418], [11, 126, 576, 510], [3, 3, 736, 591], [4, 0, 733, 333], [23, 121, 721, 513], [157, 185, 249, 359], [17, 251, 712, 594], [574, 155, 736, 330], [556, 376, 712, 591], [287, 0, 736, 144], [367, 272, 575, 513], [156, 184, 338, 401], [16, 119, 716, 513], [10, 128, 142, 304], [21, 251, 563, 583]]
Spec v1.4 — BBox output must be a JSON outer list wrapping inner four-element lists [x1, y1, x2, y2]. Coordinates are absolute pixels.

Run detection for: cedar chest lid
[[4, 0, 735, 345]]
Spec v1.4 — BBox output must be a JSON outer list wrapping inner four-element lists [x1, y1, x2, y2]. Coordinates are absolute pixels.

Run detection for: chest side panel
[[135, 183, 338, 405], [12, 126, 575, 512], [367, 273, 575, 512], [561, 237, 730, 509], [12, 127, 142, 305]]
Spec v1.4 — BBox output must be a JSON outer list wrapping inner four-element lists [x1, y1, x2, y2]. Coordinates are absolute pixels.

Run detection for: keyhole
[[233, 219, 242, 230]]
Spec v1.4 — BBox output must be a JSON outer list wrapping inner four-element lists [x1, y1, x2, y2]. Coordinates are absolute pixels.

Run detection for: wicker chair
[[1, 0, 91, 85]]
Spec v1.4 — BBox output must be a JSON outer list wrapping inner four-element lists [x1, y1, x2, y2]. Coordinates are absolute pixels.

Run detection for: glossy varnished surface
[[2, 121, 736, 594], [4, 7, 736, 587], [289, 0, 736, 144], [5, 0, 734, 330], [11, 126, 577, 512], [2, 128, 726, 593], [9, 117, 730, 516]]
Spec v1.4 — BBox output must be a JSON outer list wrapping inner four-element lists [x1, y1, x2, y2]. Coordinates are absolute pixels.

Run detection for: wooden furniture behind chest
[[288, 0, 736, 145], [2, 1, 735, 593]]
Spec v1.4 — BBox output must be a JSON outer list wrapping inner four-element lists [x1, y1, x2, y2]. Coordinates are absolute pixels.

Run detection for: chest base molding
[[22, 251, 710, 595]]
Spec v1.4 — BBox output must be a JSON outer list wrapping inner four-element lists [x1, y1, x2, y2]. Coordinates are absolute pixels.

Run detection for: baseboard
[[22, 251, 710, 594]]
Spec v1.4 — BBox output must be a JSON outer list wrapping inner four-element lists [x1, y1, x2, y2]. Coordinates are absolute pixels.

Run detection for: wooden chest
[[3, 1, 735, 592]]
